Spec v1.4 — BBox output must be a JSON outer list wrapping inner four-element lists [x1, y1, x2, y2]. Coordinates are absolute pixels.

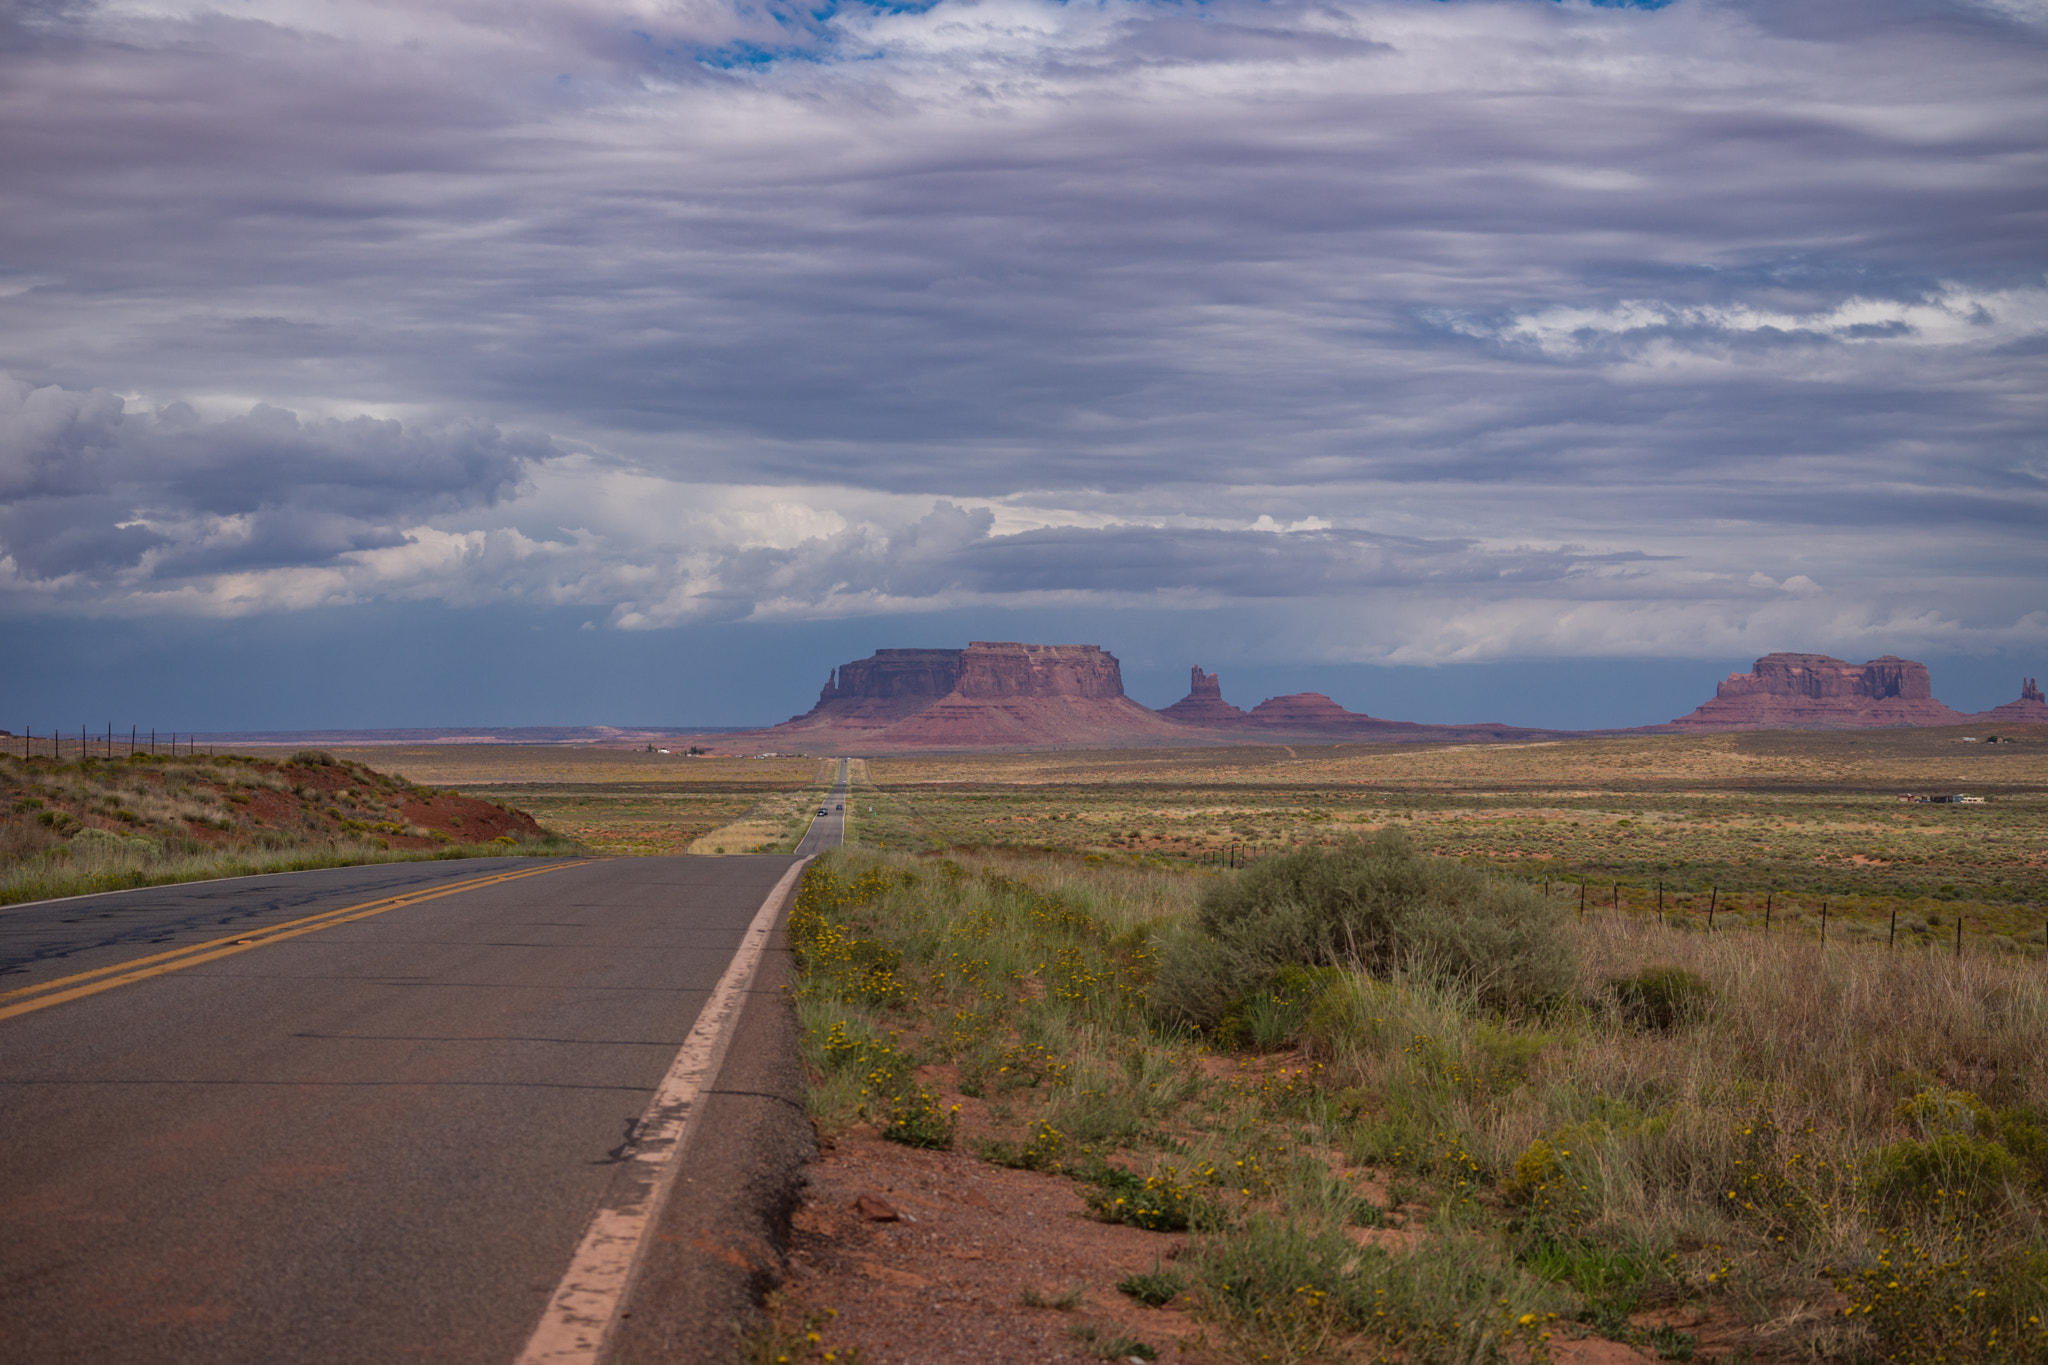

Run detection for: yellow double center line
[[0, 860, 591, 1024]]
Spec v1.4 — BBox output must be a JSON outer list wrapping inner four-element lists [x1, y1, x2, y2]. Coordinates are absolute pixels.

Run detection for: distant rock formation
[[1971, 676, 2048, 726], [1147, 665, 1551, 743], [798, 648, 967, 731], [1159, 666, 1250, 724], [763, 641, 1186, 748], [1669, 653, 1969, 730], [1248, 692, 1369, 726], [750, 642, 1576, 751]]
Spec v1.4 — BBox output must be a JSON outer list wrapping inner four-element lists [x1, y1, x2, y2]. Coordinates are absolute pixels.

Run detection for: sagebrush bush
[[1865, 1133, 2020, 1217], [1607, 965, 1715, 1031], [1150, 832, 1573, 1027]]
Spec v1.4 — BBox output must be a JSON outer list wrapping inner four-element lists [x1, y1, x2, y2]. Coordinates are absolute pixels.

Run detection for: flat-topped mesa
[[1249, 692, 1370, 726], [1670, 652, 1968, 730], [953, 641, 1126, 699], [1159, 666, 1250, 723], [766, 640, 1189, 746], [1971, 676, 2048, 725]]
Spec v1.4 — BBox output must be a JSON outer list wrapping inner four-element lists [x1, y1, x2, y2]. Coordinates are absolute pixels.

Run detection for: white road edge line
[[514, 857, 812, 1365]]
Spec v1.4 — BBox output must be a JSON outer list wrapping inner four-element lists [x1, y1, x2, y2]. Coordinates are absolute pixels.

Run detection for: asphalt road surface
[[0, 832, 840, 1363], [793, 758, 851, 857]]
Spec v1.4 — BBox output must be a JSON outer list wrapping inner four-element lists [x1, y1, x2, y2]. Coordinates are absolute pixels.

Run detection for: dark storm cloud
[[0, 376, 545, 582], [0, 0, 2042, 657]]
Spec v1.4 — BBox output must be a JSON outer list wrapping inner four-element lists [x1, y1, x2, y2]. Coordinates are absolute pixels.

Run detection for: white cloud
[[1459, 284, 2048, 362]]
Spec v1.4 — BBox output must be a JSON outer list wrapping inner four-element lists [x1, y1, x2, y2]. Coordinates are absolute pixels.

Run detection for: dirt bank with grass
[[0, 749, 576, 907]]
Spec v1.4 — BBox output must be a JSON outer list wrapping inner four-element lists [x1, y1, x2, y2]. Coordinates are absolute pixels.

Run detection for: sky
[[2, 0, 2044, 733]]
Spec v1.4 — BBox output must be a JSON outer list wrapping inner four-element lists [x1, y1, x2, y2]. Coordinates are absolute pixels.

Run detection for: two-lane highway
[[793, 758, 851, 856], [0, 825, 839, 1362]]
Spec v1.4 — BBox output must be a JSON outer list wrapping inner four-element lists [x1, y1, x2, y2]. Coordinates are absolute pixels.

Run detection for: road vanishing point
[[0, 759, 853, 1364]]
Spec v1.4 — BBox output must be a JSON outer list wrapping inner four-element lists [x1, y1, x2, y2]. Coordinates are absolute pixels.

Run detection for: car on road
[[835, 803, 843, 811], [818, 807, 829, 815]]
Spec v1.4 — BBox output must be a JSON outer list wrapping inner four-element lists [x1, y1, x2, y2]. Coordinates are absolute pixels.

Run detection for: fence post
[[1889, 908, 1897, 951], [1765, 893, 1772, 935], [1708, 886, 1717, 932], [1657, 879, 1663, 923], [1579, 877, 1586, 919], [1956, 917, 1963, 960], [1821, 902, 1828, 943], [1613, 882, 1620, 914]]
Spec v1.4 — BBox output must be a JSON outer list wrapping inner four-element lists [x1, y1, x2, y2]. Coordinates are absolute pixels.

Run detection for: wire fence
[[8, 724, 213, 761]]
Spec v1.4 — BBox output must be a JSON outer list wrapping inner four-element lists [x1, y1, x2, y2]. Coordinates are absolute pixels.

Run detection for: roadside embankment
[[0, 748, 578, 907]]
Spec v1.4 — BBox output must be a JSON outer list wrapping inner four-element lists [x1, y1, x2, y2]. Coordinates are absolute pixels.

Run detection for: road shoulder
[[606, 914, 817, 1364]]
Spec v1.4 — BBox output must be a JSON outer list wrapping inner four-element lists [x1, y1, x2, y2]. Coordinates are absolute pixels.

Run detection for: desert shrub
[[1116, 1266, 1185, 1307], [70, 827, 163, 859], [878, 1084, 956, 1150], [1190, 1216, 1566, 1365], [289, 749, 337, 766], [0, 818, 64, 864], [1898, 1085, 1995, 1139], [1212, 963, 1347, 1050], [1865, 1133, 2020, 1217], [1150, 832, 1572, 1027], [1083, 1162, 1203, 1231], [1607, 966, 1715, 1031]]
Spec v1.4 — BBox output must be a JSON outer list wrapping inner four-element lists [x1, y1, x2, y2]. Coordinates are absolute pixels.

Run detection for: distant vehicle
[[835, 803, 843, 811], [819, 807, 829, 815]]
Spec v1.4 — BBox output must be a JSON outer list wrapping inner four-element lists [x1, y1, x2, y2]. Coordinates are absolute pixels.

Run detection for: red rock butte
[[1972, 676, 2048, 726], [1668, 653, 1968, 730], [1156, 666, 1248, 724]]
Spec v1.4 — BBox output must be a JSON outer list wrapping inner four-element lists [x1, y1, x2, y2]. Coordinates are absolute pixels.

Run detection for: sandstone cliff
[[1670, 653, 1968, 730], [953, 641, 1127, 699], [1971, 677, 2048, 726], [784, 647, 965, 732], [875, 642, 1187, 746]]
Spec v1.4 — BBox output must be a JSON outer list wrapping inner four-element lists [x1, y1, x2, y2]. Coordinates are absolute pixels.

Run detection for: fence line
[[11, 725, 212, 761]]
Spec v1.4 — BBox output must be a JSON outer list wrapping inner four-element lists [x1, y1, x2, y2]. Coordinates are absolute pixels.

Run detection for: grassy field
[[779, 774, 2048, 1364], [761, 725, 2048, 1363], [862, 725, 2048, 952]]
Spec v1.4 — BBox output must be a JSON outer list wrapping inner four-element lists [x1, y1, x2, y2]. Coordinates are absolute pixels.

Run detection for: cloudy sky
[[2, 0, 2044, 731]]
